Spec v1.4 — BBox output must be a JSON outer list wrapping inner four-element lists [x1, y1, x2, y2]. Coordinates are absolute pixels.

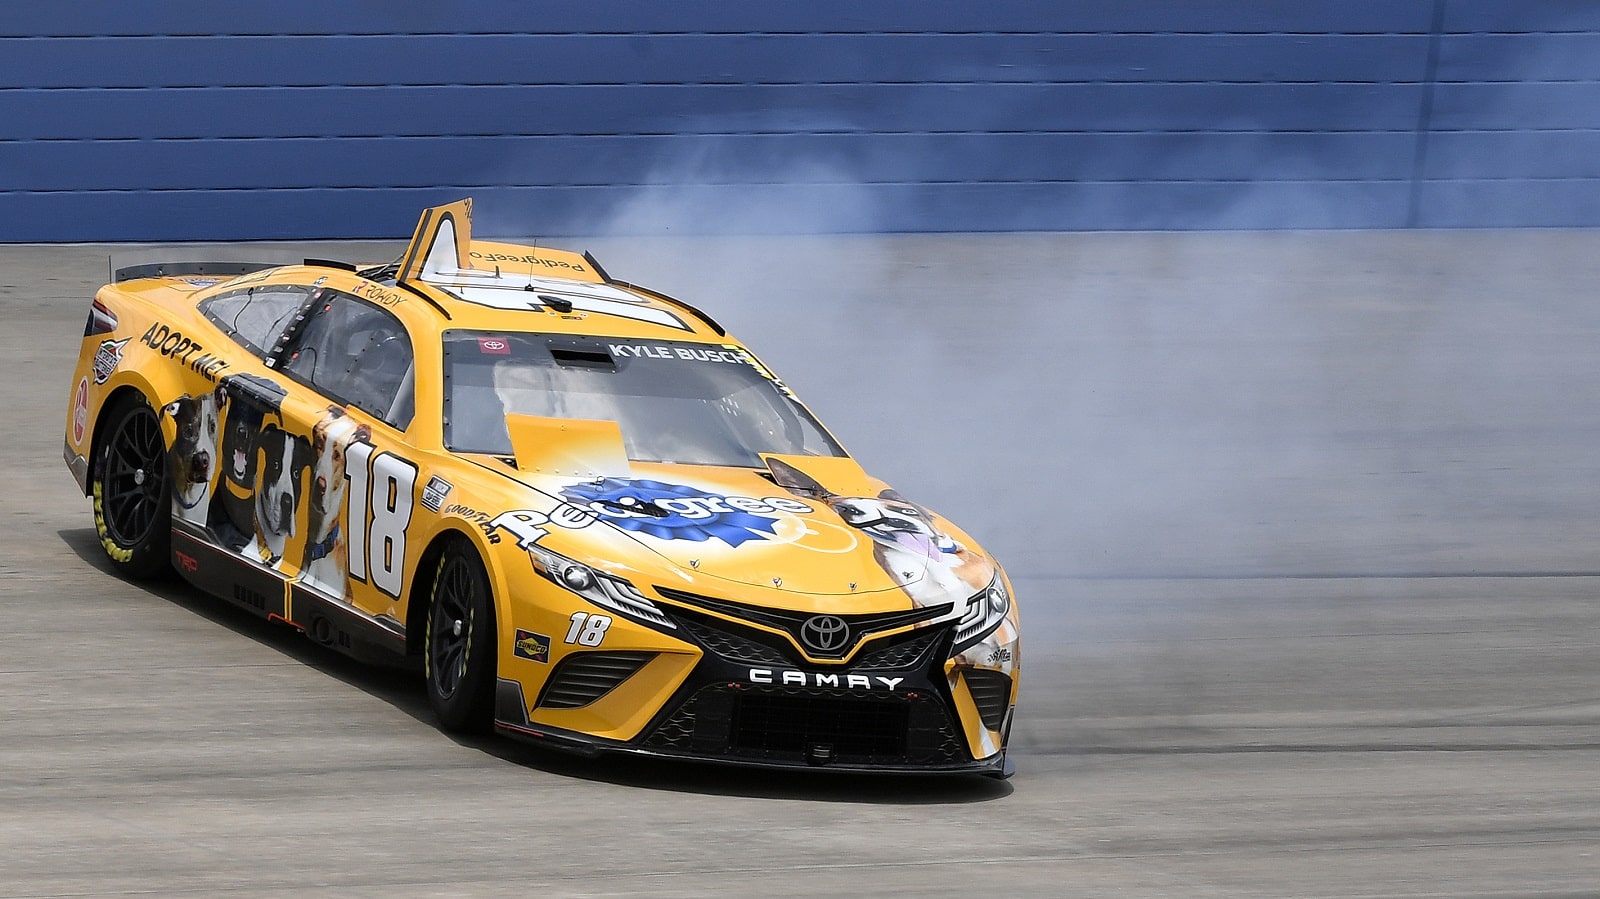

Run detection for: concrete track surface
[[4, 232, 1600, 897]]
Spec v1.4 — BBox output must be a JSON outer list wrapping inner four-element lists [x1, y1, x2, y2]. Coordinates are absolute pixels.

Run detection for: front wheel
[[425, 539, 497, 732], [92, 394, 171, 579]]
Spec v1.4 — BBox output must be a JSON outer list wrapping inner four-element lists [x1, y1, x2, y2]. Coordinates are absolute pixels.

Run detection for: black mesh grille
[[645, 684, 967, 766], [963, 669, 1013, 732], [732, 693, 909, 757], [675, 614, 792, 666], [536, 651, 654, 710], [854, 628, 943, 670]]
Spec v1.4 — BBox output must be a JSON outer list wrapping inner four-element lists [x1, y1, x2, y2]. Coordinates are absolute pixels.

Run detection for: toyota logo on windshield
[[800, 615, 850, 653]]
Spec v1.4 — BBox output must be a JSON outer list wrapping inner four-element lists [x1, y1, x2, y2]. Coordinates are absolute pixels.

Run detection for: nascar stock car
[[63, 199, 1019, 775]]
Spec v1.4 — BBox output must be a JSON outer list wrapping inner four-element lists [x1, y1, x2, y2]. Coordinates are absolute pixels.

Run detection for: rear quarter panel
[[66, 278, 242, 489]]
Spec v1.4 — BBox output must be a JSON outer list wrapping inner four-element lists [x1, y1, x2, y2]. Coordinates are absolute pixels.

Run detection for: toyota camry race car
[[63, 200, 1019, 775]]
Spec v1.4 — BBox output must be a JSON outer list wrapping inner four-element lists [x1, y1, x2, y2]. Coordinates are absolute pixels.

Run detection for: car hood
[[503, 456, 995, 612]]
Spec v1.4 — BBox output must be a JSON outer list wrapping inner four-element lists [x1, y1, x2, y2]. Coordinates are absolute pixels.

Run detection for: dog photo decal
[[766, 458, 995, 609], [164, 386, 227, 523], [250, 421, 311, 566], [299, 406, 371, 599], [201, 373, 312, 570]]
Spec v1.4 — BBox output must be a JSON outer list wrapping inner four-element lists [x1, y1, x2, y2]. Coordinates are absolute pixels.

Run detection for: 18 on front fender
[[492, 568, 701, 742]]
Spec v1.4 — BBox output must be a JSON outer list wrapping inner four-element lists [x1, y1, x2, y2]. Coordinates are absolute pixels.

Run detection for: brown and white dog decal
[[299, 406, 370, 599]]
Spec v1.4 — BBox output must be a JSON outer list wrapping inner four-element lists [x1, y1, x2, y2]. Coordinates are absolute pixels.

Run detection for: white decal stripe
[[427, 277, 689, 331]]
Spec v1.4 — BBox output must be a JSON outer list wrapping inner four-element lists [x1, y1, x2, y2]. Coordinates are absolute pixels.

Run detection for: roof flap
[[398, 198, 477, 285]]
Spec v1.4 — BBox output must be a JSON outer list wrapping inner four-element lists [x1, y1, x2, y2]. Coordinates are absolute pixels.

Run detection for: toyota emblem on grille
[[800, 615, 850, 652]]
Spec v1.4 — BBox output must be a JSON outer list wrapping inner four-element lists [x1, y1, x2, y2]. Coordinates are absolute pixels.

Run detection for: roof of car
[[106, 199, 731, 344], [386, 200, 728, 342]]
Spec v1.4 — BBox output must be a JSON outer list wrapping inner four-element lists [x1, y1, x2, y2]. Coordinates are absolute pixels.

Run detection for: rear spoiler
[[113, 261, 279, 283]]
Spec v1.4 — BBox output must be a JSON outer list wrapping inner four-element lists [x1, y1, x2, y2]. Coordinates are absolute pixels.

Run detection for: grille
[[675, 614, 791, 666], [962, 669, 1013, 732], [854, 628, 943, 670], [536, 651, 654, 710], [655, 586, 950, 659], [646, 684, 966, 766], [732, 693, 909, 757]]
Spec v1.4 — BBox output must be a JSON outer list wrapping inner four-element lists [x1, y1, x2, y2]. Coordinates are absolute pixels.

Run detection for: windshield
[[442, 332, 846, 466]]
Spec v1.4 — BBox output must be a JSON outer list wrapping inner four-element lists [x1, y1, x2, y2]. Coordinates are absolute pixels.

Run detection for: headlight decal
[[526, 542, 675, 629], [952, 574, 1010, 652]]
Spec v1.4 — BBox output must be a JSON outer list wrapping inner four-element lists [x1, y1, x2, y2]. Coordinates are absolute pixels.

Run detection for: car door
[[188, 279, 316, 553], [270, 288, 419, 627]]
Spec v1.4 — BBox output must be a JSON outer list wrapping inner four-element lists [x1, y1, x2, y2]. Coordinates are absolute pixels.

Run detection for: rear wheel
[[425, 539, 497, 732], [92, 395, 171, 579]]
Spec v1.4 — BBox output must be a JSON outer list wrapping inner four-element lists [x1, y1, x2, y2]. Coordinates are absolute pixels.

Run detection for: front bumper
[[493, 610, 1015, 776]]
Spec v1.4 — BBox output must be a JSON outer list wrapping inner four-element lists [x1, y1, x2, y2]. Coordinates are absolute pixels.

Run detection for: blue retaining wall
[[2, 1, 1598, 240]]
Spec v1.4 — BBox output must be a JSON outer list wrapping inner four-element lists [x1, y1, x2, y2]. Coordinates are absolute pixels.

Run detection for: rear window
[[200, 286, 311, 358]]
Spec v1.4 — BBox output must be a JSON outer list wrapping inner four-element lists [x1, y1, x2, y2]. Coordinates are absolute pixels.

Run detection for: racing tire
[[425, 538, 498, 733], [92, 394, 172, 580]]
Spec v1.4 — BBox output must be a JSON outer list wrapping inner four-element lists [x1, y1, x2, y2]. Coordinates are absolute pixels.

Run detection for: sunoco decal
[[559, 477, 811, 547], [513, 629, 550, 663]]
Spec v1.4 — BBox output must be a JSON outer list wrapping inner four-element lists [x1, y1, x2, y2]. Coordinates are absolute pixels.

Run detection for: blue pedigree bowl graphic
[[560, 477, 779, 547]]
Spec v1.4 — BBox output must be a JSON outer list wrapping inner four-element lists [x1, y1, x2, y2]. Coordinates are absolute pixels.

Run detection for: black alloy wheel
[[425, 539, 497, 732], [93, 395, 171, 579]]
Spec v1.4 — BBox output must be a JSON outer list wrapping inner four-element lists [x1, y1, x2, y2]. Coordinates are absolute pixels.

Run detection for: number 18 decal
[[566, 611, 612, 646], [345, 441, 418, 598]]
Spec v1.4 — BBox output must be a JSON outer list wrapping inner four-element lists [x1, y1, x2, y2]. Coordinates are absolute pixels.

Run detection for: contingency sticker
[[513, 629, 550, 663], [91, 338, 129, 384], [420, 475, 453, 512]]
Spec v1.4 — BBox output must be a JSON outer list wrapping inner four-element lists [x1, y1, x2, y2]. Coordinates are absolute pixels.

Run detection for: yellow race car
[[63, 200, 1019, 776]]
